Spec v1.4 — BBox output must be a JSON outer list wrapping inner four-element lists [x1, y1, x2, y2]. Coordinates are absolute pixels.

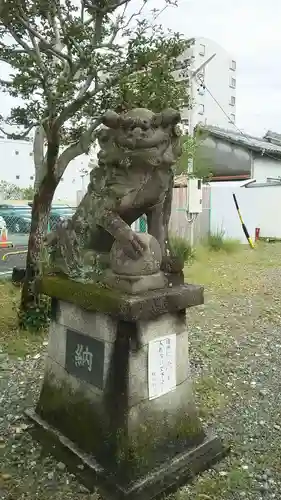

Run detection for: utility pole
[[183, 52, 216, 247]]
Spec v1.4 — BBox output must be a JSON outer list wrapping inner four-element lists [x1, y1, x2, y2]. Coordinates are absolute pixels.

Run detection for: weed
[[0, 282, 46, 356], [170, 234, 195, 263], [18, 294, 51, 332], [206, 230, 240, 253]]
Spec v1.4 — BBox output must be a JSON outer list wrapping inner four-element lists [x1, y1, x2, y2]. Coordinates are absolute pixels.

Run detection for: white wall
[[181, 37, 237, 130], [0, 138, 95, 205], [253, 156, 281, 182], [211, 181, 281, 241]]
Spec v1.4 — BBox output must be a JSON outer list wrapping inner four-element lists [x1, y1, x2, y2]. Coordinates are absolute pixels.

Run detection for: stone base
[[26, 408, 227, 500], [104, 270, 167, 294], [28, 277, 227, 497]]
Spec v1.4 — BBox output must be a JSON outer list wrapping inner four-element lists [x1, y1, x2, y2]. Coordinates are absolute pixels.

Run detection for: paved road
[[0, 245, 28, 276]]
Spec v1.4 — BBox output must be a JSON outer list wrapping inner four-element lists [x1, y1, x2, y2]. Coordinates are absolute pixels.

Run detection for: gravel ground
[[1, 243, 281, 499]]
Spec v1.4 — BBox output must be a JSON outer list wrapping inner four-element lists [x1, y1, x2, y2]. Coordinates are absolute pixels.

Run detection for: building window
[[229, 113, 235, 124], [199, 44, 205, 56], [198, 104, 205, 115], [230, 96, 236, 106], [230, 60, 236, 71], [230, 77, 236, 89]]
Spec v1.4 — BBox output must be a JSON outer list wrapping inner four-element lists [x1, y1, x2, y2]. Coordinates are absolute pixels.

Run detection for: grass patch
[[184, 241, 278, 296], [0, 282, 45, 357], [194, 376, 226, 419], [170, 234, 195, 263], [176, 463, 251, 499], [206, 230, 240, 253]]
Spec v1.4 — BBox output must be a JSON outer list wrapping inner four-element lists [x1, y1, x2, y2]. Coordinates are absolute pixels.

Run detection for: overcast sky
[[158, 0, 281, 136], [1, 0, 280, 137]]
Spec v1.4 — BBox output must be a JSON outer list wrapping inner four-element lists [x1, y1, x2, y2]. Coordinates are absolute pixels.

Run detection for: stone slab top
[[38, 275, 204, 321]]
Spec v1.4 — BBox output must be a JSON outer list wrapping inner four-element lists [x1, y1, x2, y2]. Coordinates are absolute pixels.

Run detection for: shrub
[[17, 294, 51, 331], [169, 235, 195, 263]]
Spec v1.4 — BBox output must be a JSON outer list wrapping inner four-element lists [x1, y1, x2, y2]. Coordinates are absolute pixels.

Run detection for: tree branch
[[55, 118, 101, 179], [6, 26, 35, 58], [15, 14, 72, 65], [0, 123, 35, 139]]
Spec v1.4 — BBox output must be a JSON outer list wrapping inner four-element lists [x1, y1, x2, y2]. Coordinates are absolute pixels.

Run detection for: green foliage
[[0, 0, 193, 313], [18, 294, 51, 331], [0, 180, 22, 199], [169, 234, 195, 263], [206, 230, 240, 253], [0, 0, 191, 146], [174, 131, 214, 181], [21, 185, 34, 200]]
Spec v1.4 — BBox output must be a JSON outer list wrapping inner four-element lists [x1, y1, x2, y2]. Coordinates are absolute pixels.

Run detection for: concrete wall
[[210, 181, 281, 242], [253, 156, 281, 182]]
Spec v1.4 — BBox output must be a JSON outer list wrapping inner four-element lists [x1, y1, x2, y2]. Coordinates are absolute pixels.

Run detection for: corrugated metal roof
[[197, 124, 281, 159]]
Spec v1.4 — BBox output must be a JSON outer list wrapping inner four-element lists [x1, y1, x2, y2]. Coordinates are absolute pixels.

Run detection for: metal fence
[[1, 185, 211, 248], [0, 202, 76, 247]]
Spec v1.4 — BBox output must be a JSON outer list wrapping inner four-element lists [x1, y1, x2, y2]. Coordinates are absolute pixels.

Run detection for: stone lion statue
[[47, 107, 183, 280]]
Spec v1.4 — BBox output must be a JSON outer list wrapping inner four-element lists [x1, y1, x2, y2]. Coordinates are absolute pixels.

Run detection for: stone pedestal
[[27, 276, 226, 499]]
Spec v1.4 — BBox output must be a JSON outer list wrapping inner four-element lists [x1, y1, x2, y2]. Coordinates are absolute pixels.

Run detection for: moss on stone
[[124, 409, 205, 475], [36, 374, 112, 463], [36, 371, 205, 482], [38, 275, 124, 314]]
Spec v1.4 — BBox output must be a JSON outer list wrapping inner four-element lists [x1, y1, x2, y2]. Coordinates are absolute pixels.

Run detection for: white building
[[0, 136, 94, 205], [179, 37, 237, 130]]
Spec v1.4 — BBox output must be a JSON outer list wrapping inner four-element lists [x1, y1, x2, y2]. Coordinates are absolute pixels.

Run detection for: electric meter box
[[188, 178, 203, 214]]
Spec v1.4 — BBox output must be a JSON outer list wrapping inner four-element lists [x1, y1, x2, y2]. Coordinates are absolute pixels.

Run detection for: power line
[[197, 76, 281, 165]]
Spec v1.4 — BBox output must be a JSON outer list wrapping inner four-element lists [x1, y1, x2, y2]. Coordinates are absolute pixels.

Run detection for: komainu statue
[[47, 107, 183, 283]]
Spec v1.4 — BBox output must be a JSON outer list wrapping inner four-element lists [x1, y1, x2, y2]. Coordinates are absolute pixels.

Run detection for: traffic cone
[[0, 228, 13, 248]]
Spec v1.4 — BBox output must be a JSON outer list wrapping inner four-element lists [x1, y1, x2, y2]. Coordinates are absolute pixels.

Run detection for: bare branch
[[121, 0, 146, 32], [76, 73, 96, 99], [6, 26, 35, 57], [15, 14, 72, 64], [69, 6, 105, 101], [0, 40, 26, 55], [0, 123, 35, 139], [55, 118, 101, 179], [54, 70, 118, 129]]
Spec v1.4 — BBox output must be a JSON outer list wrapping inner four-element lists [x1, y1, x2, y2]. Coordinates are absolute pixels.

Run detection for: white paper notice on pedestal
[[148, 334, 176, 400]]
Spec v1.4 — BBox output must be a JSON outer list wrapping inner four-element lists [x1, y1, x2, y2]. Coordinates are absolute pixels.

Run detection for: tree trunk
[[19, 120, 99, 315], [20, 171, 57, 312]]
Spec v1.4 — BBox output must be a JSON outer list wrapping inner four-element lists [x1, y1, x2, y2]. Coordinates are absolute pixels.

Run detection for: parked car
[[0, 204, 31, 233]]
